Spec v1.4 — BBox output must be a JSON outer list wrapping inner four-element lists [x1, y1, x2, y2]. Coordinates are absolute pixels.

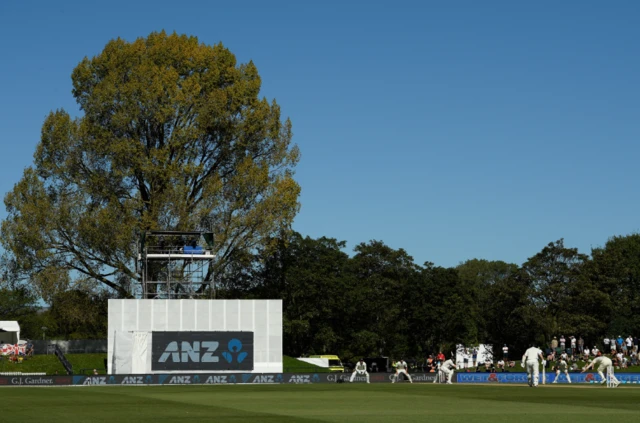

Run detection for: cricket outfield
[[3, 383, 639, 422]]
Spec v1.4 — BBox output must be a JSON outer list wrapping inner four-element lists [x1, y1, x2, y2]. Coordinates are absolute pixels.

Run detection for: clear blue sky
[[0, 0, 638, 268]]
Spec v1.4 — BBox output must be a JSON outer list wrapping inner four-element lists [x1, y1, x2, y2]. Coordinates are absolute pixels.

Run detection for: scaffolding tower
[[136, 230, 215, 299]]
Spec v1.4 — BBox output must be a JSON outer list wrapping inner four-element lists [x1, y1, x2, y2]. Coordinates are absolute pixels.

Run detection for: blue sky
[[0, 0, 638, 268]]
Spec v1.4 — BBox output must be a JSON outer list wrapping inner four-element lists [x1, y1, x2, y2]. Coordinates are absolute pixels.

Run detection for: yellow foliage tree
[[2, 31, 300, 299]]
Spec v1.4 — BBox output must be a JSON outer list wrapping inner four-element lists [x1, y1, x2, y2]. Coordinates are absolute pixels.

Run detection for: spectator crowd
[[541, 334, 638, 369], [448, 335, 639, 374], [0, 340, 34, 363]]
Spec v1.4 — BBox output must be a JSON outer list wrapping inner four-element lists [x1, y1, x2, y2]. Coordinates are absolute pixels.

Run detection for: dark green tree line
[[219, 233, 640, 362], [3, 231, 640, 358]]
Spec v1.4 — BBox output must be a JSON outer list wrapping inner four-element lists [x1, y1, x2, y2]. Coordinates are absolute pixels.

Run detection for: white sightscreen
[[107, 299, 283, 375], [113, 331, 132, 374], [132, 332, 149, 374]]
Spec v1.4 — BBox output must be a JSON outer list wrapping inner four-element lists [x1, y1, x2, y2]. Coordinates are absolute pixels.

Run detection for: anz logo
[[83, 376, 107, 385], [168, 375, 192, 384], [288, 375, 311, 384], [120, 376, 144, 385], [253, 375, 281, 383], [222, 339, 248, 363], [204, 375, 228, 384], [159, 341, 220, 363], [158, 338, 249, 363]]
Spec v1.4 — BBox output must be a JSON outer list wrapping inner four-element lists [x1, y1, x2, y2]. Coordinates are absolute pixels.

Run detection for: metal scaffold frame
[[136, 230, 215, 299]]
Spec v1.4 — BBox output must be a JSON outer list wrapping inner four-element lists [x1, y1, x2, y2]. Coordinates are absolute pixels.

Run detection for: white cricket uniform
[[392, 360, 413, 383], [553, 360, 571, 383], [522, 347, 543, 387], [590, 356, 618, 384], [350, 361, 370, 383], [439, 359, 455, 384]]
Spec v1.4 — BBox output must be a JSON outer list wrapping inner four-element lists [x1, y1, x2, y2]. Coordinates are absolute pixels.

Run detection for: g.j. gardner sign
[[151, 332, 254, 371]]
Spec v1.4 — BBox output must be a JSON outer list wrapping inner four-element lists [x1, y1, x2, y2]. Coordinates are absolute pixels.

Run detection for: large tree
[[256, 232, 352, 357], [347, 241, 421, 359], [521, 239, 607, 344], [408, 263, 480, 356], [589, 234, 640, 335], [1, 31, 300, 299], [456, 259, 519, 344]]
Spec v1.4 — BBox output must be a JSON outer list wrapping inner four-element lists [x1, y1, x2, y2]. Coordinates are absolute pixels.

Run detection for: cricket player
[[350, 359, 370, 383], [435, 357, 456, 384], [582, 354, 619, 386], [392, 359, 413, 383], [552, 359, 571, 383], [521, 344, 545, 387]]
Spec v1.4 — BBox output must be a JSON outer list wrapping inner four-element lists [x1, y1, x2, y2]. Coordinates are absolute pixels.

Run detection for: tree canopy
[[214, 233, 640, 362], [1, 31, 300, 299]]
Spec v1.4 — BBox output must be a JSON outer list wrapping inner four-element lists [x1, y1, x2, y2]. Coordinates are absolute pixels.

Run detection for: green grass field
[[3, 384, 639, 422]]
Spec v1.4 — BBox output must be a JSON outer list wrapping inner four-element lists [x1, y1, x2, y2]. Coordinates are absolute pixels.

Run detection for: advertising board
[[9, 371, 640, 386], [456, 372, 640, 384], [151, 331, 254, 371], [0, 372, 441, 386]]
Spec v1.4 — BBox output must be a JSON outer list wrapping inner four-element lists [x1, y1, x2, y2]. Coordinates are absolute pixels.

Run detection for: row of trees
[[211, 232, 640, 361], [2, 231, 638, 363], [0, 285, 109, 340]]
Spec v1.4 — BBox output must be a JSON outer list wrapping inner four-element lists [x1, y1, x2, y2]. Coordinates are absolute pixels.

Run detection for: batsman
[[521, 344, 545, 387], [435, 356, 456, 384]]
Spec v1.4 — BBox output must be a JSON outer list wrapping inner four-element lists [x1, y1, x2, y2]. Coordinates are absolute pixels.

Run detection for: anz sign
[[158, 341, 220, 363], [152, 331, 254, 371]]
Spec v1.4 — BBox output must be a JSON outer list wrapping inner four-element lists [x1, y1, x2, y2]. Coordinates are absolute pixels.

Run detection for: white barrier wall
[[107, 299, 282, 375]]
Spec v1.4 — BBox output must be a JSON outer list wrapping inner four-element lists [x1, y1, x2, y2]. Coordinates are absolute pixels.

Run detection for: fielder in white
[[553, 359, 571, 383], [434, 358, 456, 384], [521, 345, 545, 387], [582, 354, 619, 386], [392, 359, 413, 383], [350, 359, 370, 383]]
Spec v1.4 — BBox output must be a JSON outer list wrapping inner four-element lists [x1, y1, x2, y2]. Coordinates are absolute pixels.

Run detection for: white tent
[[0, 321, 20, 344]]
